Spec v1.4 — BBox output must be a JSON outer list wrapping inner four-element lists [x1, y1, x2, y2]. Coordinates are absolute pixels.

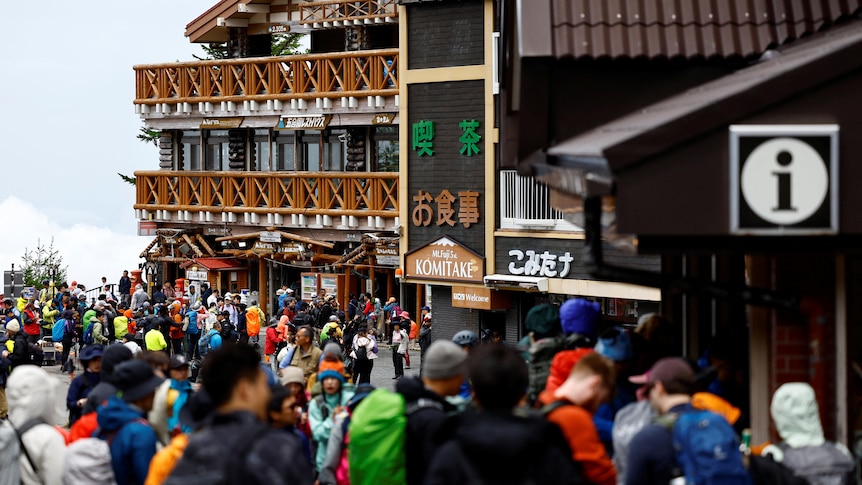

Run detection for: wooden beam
[[182, 234, 204, 257], [278, 231, 335, 249], [196, 234, 217, 256]]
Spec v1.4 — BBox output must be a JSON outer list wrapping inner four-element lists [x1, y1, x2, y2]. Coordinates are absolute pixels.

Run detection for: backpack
[[220, 322, 236, 342], [82, 324, 95, 346], [659, 410, 751, 485], [354, 340, 368, 361], [747, 454, 808, 485], [52, 318, 66, 341], [245, 309, 261, 337], [0, 418, 45, 484], [199, 332, 214, 358], [348, 389, 443, 485], [778, 443, 855, 485], [27, 343, 44, 366], [63, 418, 147, 485], [408, 321, 418, 340], [526, 334, 591, 405]]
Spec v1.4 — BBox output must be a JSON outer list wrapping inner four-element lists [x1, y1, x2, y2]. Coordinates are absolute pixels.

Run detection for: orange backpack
[[408, 321, 418, 340], [246, 309, 261, 336]]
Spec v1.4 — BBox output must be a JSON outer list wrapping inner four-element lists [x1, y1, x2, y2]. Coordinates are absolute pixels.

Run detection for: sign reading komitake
[[405, 236, 484, 284]]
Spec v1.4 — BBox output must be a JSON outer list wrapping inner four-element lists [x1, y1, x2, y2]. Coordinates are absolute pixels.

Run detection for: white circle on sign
[[740, 137, 828, 225]]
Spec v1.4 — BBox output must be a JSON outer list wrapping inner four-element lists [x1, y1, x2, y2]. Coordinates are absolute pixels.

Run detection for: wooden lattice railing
[[133, 49, 398, 106], [299, 0, 398, 24], [135, 171, 399, 217]]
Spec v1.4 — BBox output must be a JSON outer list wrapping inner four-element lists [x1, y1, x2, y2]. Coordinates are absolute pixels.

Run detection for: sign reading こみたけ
[[405, 236, 484, 284]]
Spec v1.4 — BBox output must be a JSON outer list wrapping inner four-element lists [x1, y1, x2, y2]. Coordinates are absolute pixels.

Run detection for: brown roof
[[546, 19, 862, 173], [544, 0, 862, 59]]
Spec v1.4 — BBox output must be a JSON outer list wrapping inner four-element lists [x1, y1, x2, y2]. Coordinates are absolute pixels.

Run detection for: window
[[373, 126, 399, 172], [273, 131, 296, 171], [204, 130, 230, 171], [177, 130, 202, 171], [300, 131, 322, 171], [325, 130, 346, 171], [251, 129, 272, 171]]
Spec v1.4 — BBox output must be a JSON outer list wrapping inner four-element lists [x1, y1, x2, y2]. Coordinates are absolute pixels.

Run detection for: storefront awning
[[182, 258, 247, 271], [483, 274, 549, 292]]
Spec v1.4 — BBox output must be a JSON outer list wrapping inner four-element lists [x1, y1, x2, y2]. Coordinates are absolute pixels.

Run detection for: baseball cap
[[170, 354, 190, 369], [632, 357, 695, 394]]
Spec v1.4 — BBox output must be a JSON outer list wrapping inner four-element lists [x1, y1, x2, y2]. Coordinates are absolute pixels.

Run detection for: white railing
[[499, 170, 581, 231]]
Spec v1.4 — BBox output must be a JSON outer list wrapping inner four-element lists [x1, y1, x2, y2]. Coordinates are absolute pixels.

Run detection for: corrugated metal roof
[[549, 0, 862, 59], [546, 20, 862, 170]]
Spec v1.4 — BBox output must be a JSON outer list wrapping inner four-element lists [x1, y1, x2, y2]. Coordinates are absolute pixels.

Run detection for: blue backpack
[[662, 409, 751, 485], [52, 318, 66, 341], [82, 324, 95, 346]]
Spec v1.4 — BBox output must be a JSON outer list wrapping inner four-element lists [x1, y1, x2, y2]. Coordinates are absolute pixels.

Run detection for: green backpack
[[348, 389, 407, 485]]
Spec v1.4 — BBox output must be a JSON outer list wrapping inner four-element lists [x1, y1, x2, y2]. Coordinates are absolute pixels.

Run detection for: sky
[[0, 1, 213, 290]]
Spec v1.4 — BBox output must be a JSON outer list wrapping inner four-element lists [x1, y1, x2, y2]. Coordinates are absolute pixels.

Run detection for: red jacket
[[265, 326, 282, 354], [22, 309, 41, 336]]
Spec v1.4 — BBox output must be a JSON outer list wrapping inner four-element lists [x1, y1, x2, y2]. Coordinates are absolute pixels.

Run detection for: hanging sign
[[260, 231, 282, 243], [404, 236, 484, 284], [730, 125, 838, 234]]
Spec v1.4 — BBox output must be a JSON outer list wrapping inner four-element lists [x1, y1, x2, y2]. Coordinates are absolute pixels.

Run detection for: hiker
[[593, 327, 637, 453], [349, 325, 378, 384], [396, 340, 464, 485], [166, 344, 312, 484], [318, 383, 375, 485], [0, 366, 66, 485], [762, 382, 855, 484], [279, 326, 323, 390], [425, 344, 580, 484], [309, 357, 355, 473], [281, 366, 312, 450], [540, 352, 617, 485], [97, 359, 164, 485], [66, 344, 103, 425], [625, 357, 749, 485], [391, 320, 408, 379]]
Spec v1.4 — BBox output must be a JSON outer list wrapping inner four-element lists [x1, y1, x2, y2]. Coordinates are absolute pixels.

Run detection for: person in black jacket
[[425, 344, 581, 485], [395, 340, 463, 485], [2, 320, 30, 371], [166, 344, 313, 485]]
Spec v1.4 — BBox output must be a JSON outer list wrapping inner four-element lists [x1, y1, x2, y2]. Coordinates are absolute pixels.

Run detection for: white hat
[[286, 288, 294, 294], [276, 289, 285, 296]]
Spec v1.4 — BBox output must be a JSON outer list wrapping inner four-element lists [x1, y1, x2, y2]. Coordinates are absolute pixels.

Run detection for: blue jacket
[[67, 370, 101, 425], [97, 396, 159, 485]]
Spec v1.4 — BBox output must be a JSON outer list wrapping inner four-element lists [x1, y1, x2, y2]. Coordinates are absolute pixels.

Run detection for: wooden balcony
[[133, 49, 398, 106], [134, 171, 399, 219], [299, 0, 397, 25]]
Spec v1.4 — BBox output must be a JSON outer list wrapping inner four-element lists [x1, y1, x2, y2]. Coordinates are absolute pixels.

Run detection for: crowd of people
[[0, 276, 854, 484]]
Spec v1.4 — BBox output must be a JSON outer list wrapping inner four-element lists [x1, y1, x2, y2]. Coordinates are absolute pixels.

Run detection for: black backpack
[[220, 322, 237, 342], [354, 341, 368, 361], [27, 343, 44, 366]]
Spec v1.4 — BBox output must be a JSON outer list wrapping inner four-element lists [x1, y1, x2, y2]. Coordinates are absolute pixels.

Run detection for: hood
[[770, 382, 825, 447], [395, 376, 454, 411], [7, 365, 64, 426], [100, 344, 134, 382], [96, 396, 145, 432], [450, 411, 556, 474]]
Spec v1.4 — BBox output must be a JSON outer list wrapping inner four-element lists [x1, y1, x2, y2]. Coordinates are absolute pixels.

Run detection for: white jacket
[[350, 335, 379, 360], [393, 329, 409, 354], [0, 366, 66, 485]]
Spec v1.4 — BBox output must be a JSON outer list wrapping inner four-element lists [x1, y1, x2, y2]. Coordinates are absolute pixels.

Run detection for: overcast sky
[[0, 1, 211, 290]]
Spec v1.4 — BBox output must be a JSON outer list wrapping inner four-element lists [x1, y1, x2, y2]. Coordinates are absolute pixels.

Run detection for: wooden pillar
[[258, 258, 267, 312], [369, 264, 376, 299], [415, 283, 422, 318]]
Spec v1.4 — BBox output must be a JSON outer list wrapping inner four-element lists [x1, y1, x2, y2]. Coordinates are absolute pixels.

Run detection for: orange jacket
[[145, 433, 189, 485], [539, 390, 616, 485], [544, 348, 594, 395]]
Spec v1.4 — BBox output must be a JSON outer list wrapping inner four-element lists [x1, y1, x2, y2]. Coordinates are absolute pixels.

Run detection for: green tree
[[21, 238, 68, 290]]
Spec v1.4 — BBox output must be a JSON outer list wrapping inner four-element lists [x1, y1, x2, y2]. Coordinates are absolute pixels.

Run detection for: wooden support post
[[368, 264, 375, 299], [258, 258, 267, 313]]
